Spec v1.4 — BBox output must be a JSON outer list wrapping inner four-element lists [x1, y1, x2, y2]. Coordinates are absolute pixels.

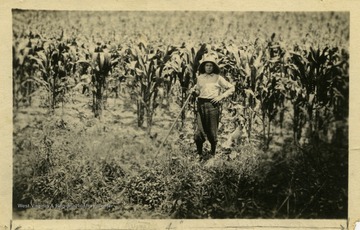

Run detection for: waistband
[[198, 98, 213, 102], [197, 98, 220, 106]]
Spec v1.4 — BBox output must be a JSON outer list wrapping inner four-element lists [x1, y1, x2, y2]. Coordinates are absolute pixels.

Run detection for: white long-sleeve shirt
[[195, 73, 235, 99]]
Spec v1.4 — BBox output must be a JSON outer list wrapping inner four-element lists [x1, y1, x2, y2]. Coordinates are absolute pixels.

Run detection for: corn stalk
[[90, 44, 112, 118], [127, 42, 165, 134], [288, 46, 348, 147]]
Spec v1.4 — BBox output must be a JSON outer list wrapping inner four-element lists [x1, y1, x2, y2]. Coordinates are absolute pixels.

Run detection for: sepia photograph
[[1, 0, 359, 229]]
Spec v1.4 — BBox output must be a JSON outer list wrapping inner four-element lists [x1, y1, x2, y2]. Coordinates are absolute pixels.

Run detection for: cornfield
[[13, 10, 349, 219]]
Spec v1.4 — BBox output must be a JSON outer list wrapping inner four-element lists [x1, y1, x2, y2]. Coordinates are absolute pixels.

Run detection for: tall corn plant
[[90, 43, 112, 118], [223, 42, 266, 142], [256, 41, 287, 149], [13, 37, 36, 108], [288, 46, 348, 146], [52, 41, 78, 114], [13, 34, 53, 109], [126, 42, 164, 134], [13, 33, 77, 113], [219, 38, 287, 148]]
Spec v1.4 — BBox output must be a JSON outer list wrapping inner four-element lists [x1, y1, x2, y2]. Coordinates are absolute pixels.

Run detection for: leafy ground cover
[[13, 93, 347, 219]]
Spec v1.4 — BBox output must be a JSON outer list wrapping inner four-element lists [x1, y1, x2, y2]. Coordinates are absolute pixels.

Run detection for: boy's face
[[205, 62, 214, 74]]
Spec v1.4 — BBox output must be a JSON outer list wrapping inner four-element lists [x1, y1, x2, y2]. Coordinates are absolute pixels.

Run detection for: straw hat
[[198, 56, 220, 74]]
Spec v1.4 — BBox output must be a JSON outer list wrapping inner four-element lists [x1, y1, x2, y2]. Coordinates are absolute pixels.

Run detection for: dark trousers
[[194, 98, 220, 156]]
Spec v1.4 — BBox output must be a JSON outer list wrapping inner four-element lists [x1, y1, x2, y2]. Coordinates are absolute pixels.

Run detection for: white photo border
[[1, 0, 359, 229]]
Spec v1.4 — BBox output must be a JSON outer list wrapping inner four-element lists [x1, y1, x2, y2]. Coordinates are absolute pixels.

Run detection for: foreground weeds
[[13, 106, 347, 219]]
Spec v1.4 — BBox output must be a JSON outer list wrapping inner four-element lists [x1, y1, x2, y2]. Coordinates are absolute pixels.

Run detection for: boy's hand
[[211, 95, 224, 103], [189, 86, 199, 96], [189, 86, 196, 93]]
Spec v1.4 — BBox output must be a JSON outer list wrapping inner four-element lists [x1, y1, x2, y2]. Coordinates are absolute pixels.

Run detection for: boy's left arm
[[211, 77, 235, 103], [221, 79, 235, 98]]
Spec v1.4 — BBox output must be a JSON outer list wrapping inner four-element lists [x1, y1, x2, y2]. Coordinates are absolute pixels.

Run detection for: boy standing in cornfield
[[190, 56, 235, 161]]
